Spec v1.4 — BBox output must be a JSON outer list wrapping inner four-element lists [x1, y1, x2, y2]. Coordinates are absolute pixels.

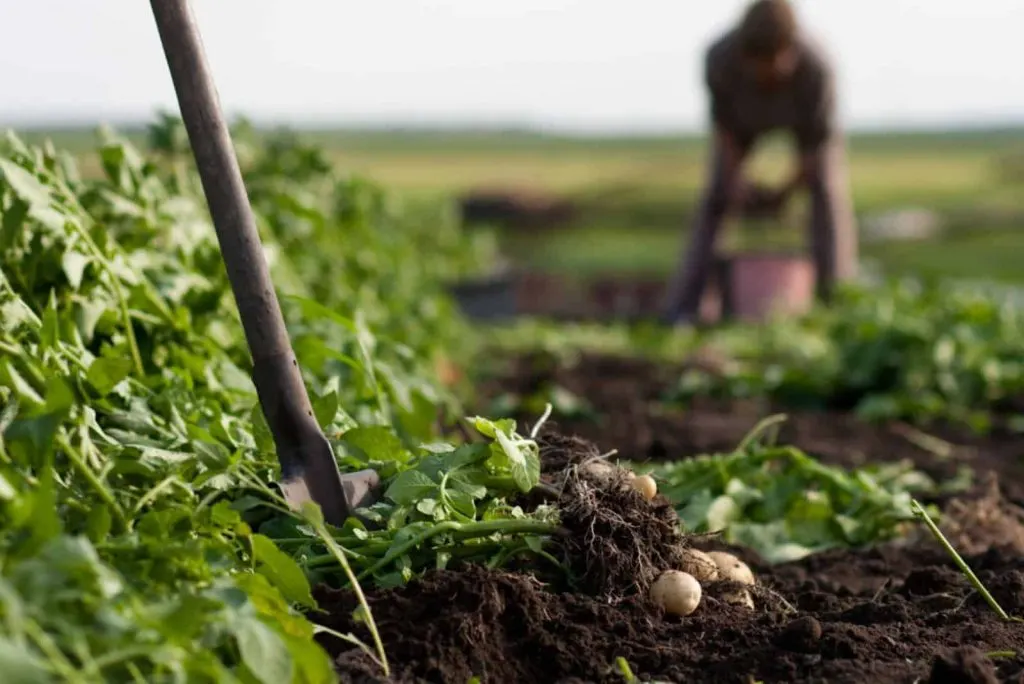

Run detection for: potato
[[678, 549, 718, 583], [631, 474, 657, 501], [707, 551, 755, 585], [650, 570, 702, 617]]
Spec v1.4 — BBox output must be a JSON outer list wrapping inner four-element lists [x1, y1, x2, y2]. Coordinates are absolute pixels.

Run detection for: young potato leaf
[[341, 425, 408, 464], [61, 251, 91, 291], [311, 390, 339, 429], [250, 534, 316, 609], [233, 617, 294, 684], [249, 404, 275, 453], [385, 470, 437, 505], [493, 428, 540, 493], [0, 198, 30, 250], [0, 160, 51, 208], [470, 416, 516, 439], [87, 357, 133, 396]]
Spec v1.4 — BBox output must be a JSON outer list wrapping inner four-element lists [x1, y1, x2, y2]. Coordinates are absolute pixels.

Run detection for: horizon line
[[3, 114, 1024, 138]]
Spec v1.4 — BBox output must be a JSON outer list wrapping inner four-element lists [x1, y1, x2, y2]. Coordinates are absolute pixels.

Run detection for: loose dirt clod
[[777, 616, 822, 653], [542, 434, 695, 600], [926, 647, 1000, 684]]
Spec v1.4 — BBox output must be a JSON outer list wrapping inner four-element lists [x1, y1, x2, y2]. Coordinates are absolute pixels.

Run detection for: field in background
[[19, 124, 1024, 283]]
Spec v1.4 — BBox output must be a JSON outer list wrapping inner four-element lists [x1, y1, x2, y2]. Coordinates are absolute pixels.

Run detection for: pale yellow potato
[[650, 570, 702, 617], [707, 551, 756, 585], [631, 474, 657, 501], [678, 549, 718, 583]]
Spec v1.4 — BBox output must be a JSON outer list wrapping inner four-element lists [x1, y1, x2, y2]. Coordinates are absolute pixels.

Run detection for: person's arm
[[781, 53, 837, 199], [706, 51, 749, 203]]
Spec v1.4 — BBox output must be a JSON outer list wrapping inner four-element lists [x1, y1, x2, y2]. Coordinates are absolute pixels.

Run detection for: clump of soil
[[541, 433, 693, 600], [926, 647, 1001, 684]]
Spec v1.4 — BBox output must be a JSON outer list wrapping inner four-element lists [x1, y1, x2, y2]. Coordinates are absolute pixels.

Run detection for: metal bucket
[[719, 251, 815, 322]]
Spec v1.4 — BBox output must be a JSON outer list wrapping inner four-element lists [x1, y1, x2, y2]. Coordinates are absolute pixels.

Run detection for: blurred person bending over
[[662, 0, 858, 325]]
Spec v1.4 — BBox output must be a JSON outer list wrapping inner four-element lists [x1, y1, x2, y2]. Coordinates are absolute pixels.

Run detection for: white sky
[[1, 0, 1022, 132]]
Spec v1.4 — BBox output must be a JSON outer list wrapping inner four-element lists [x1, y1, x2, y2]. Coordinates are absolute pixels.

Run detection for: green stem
[[23, 619, 85, 683], [735, 413, 788, 453], [86, 646, 155, 674], [64, 219, 145, 378], [353, 519, 560, 583], [58, 435, 129, 532], [310, 518, 391, 679], [313, 625, 387, 672], [304, 544, 373, 568], [911, 499, 1013, 621], [131, 475, 182, 516]]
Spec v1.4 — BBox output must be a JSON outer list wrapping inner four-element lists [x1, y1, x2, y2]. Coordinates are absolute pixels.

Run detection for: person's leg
[[662, 138, 747, 323], [806, 135, 858, 303]]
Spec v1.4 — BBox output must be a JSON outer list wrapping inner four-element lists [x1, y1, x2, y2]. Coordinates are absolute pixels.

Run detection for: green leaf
[[415, 498, 438, 517], [494, 428, 539, 493], [385, 469, 437, 505], [61, 251, 90, 290], [0, 473, 16, 501], [0, 198, 29, 250], [341, 425, 407, 463], [0, 638, 52, 684], [446, 489, 477, 519], [283, 633, 336, 684], [74, 299, 107, 343], [3, 410, 66, 464], [0, 160, 51, 208], [43, 377, 74, 414], [250, 404, 274, 453], [449, 472, 488, 500], [705, 495, 741, 532], [250, 534, 316, 609], [233, 617, 294, 684], [470, 416, 516, 439], [1, 361, 44, 408], [39, 293, 59, 351], [84, 505, 113, 544], [311, 390, 338, 430], [86, 357, 133, 396], [446, 442, 490, 470]]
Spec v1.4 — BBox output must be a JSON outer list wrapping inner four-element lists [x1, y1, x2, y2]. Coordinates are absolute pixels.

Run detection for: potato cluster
[[581, 461, 758, 617], [650, 549, 757, 616]]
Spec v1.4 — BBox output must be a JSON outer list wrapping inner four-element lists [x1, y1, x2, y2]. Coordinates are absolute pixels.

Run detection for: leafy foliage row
[[0, 120, 519, 682]]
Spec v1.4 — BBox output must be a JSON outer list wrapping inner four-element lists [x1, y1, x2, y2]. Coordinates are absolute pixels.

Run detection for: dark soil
[[313, 351, 1024, 684], [316, 439, 1024, 684]]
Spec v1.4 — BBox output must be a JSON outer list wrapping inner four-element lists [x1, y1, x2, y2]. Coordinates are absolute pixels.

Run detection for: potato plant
[[0, 125, 547, 682]]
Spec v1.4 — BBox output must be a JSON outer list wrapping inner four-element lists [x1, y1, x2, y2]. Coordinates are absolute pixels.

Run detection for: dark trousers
[[663, 135, 858, 320]]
